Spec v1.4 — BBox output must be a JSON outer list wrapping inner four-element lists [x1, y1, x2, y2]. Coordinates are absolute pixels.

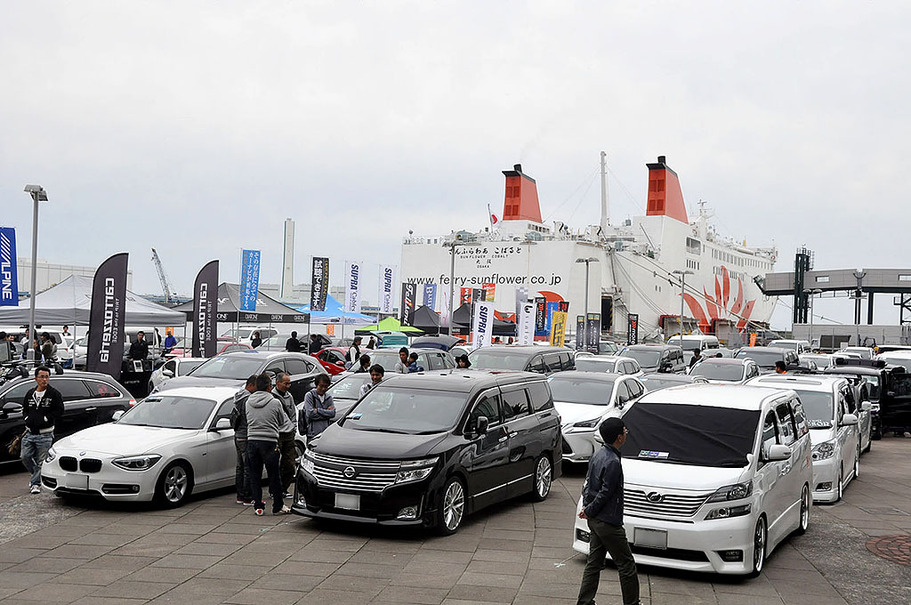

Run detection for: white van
[[572, 384, 813, 576], [666, 334, 720, 354]]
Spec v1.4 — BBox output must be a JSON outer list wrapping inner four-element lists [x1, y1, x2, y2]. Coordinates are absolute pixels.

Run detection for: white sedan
[[42, 386, 239, 507]]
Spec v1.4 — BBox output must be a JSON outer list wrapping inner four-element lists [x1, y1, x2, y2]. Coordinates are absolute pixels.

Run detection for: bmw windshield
[[190, 356, 263, 380], [120, 396, 218, 430]]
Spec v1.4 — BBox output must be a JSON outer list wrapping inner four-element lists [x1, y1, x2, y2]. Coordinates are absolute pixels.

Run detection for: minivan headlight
[[706, 503, 752, 520], [395, 457, 438, 484], [301, 450, 316, 475], [706, 481, 753, 503], [811, 441, 836, 461], [112, 455, 161, 471]]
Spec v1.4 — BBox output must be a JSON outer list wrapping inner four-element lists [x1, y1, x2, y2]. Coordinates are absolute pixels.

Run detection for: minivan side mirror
[[765, 444, 791, 462], [840, 413, 858, 426], [475, 416, 489, 436]]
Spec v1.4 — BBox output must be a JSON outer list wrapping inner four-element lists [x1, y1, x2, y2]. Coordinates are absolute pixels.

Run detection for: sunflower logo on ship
[[683, 266, 755, 333]]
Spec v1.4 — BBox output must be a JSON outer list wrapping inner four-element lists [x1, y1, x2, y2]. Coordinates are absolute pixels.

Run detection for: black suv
[[733, 346, 799, 372], [825, 358, 910, 438], [0, 370, 134, 465], [467, 345, 574, 375], [294, 371, 562, 533], [619, 344, 686, 373]]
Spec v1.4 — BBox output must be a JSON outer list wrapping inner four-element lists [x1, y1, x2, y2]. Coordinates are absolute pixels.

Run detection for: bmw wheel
[[748, 516, 767, 578], [437, 477, 465, 535], [155, 461, 193, 508], [795, 485, 810, 535], [531, 455, 553, 502]]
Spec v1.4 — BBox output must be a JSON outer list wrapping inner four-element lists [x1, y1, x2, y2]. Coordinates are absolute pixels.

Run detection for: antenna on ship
[[600, 151, 610, 233]]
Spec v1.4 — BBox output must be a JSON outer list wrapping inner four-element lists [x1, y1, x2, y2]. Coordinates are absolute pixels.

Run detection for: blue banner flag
[[240, 249, 261, 312], [0, 228, 18, 307], [422, 283, 437, 310]]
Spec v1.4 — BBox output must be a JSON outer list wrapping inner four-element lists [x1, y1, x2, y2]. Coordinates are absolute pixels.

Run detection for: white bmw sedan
[[41, 386, 239, 507]]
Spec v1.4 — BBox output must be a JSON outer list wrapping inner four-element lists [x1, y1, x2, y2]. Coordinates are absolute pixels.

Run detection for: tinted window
[[792, 400, 810, 436], [214, 398, 234, 421], [775, 404, 796, 446], [285, 359, 310, 376], [527, 382, 553, 412], [467, 393, 501, 430], [559, 352, 574, 370], [762, 411, 780, 452], [1, 382, 32, 406], [84, 380, 121, 399], [427, 353, 445, 371], [501, 389, 530, 418], [164, 360, 177, 374], [54, 380, 91, 402], [842, 388, 857, 414], [627, 379, 644, 400], [616, 381, 631, 405], [528, 355, 547, 373], [264, 360, 286, 376]]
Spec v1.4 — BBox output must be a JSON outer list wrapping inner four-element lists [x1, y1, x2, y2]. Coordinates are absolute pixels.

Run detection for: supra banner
[[379, 265, 396, 314], [344, 261, 361, 314], [192, 260, 219, 358], [87, 253, 128, 379], [310, 257, 329, 312], [472, 301, 494, 349]]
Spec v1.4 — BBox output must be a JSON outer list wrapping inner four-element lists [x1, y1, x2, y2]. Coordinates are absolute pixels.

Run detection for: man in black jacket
[[231, 375, 257, 505], [128, 332, 150, 363], [576, 417, 639, 605], [20, 366, 64, 494]]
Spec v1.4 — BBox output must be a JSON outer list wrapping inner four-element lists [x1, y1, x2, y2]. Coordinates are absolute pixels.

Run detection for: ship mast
[[600, 150, 610, 233]]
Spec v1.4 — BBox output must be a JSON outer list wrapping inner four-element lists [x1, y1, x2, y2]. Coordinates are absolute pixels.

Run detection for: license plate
[[335, 493, 360, 510], [634, 528, 667, 549], [64, 474, 89, 490]]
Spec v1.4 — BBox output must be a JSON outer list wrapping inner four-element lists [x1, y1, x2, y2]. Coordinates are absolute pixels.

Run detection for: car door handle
[[780, 463, 791, 476], [498, 435, 508, 443], [540, 412, 552, 418], [85, 407, 96, 412]]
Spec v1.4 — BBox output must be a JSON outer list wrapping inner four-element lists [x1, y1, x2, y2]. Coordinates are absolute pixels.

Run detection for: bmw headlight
[[395, 457, 438, 484], [112, 455, 161, 471], [45, 446, 57, 463], [811, 441, 836, 461], [706, 481, 753, 503]]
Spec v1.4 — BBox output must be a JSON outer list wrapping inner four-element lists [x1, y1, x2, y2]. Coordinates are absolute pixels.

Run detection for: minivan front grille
[[310, 452, 400, 492], [624, 488, 711, 518]]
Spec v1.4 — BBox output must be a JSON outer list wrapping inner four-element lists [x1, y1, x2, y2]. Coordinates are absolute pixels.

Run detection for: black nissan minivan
[[293, 371, 562, 534]]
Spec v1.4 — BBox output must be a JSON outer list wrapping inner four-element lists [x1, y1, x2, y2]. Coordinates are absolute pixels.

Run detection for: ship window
[[686, 237, 702, 255], [900, 275, 911, 282], [816, 276, 830, 283]]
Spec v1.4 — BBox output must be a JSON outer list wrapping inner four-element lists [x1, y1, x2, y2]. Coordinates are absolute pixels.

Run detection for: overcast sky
[[2, 1, 908, 330]]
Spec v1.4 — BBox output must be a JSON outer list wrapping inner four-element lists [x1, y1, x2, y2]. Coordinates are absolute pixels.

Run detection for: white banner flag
[[439, 285, 451, 328], [472, 301, 495, 350], [344, 261, 361, 314], [379, 264, 396, 314], [518, 302, 535, 346]]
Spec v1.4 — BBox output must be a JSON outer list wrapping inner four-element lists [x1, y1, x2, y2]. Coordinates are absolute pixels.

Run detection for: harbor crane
[[151, 248, 178, 304]]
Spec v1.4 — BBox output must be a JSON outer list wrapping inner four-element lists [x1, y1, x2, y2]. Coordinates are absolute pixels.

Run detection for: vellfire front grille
[[624, 488, 711, 518]]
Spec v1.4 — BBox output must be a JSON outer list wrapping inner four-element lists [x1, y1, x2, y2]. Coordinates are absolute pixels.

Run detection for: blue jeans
[[21, 432, 54, 487]]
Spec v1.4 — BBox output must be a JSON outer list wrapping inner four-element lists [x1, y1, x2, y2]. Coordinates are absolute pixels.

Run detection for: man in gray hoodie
[[273, 371, 298, 497], [244, 374, 290, 515]]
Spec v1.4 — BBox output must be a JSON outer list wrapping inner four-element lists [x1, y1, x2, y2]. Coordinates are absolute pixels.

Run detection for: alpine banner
[[192, 260, 219, 358], [239, 249, 261, 312], [310, 257, 329, 312], [87, 253, 129, 379], [472, 301, 494, 350], [344, 261, 361, 314], [0, 228, 18, 307], [379, 265, 396, 314], [400, 282, 417, 325], [422, 283, 437, 310]]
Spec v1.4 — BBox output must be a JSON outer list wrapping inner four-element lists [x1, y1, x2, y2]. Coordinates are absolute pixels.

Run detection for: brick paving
[[0, 438, 908, 604], [865, 535, 911, 566]]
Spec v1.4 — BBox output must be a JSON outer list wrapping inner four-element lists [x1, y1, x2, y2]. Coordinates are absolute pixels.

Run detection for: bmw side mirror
[[213, 417, 232, 431], [112, 410, 124, 421], [840, 413, 858, 427]]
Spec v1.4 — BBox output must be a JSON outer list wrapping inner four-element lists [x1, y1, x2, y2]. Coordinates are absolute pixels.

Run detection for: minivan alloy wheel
[[440, 478, 465, 534], [750, 516, 767, 577], [533, 456, 552, 501], [796, 485, 810, 535]]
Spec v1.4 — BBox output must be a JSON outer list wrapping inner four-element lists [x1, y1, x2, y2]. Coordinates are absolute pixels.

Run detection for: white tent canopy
[[0, 275, 185, 327]]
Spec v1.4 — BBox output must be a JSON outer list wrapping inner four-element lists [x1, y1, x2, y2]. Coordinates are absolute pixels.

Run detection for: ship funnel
[[502, 164, 543, 223], [645, 155, 688, 223]]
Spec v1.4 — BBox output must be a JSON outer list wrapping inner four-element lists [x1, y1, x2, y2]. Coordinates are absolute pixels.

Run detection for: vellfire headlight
[[705, 503, 752, 520], [811, 441, 836, 461], [112, 455, 161, 471], [301, 450, 316, 475], [706, 481, 753, 503], [45, 446, 57, 463], [395, 457, 438, 484]]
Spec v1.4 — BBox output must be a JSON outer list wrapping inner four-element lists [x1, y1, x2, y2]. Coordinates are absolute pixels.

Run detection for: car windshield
[[360, 350, 399, 371], [468, 350, 529, 371], [640, 376, 688, 391], [182, 360, 206, 375], [879, 355, 911, 372], [863, 376, 881, 399], [341, 387, 465, 434], [622, 402, 759, 467], [328, 374, 373, 400], [119, 395, 217, 430], [191, 356, 263, 379], [735, 349, 783, 368], [690, 363, 744, 382], [769, 340, 798, 351], [575, 358, 618, 372], [670, 338, 704, 351], [620, 348, 661, 367], [792, 390, 834, 428], [549, 376, 616, 405]]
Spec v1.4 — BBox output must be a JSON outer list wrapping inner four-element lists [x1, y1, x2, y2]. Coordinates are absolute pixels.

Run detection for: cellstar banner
[[550, 311, 568, 347], [534, 297, 547, 337], [627, 313, 639, 345], [310, 257, 329, 312], [0, 228, 18, 307], [400, 282, 417, 325], [422, 283, 437, 310], [576, 315, 585, 349], [379, 265, 396, 314], [472, 301, 494, 349], [239, 249, 261, 312], [344, 261, 361, 314], [587, 313, 601, 349], [87, 253, 128, 379], [518, 302, 535, 346], [192, 260, 219, 358]]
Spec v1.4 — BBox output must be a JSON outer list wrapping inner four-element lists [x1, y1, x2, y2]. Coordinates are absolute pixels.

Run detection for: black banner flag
[[87, 253, 129, 379], [401, 282, 417, 325], [310, 257, 329, 312], [192, 260, 219, 358]]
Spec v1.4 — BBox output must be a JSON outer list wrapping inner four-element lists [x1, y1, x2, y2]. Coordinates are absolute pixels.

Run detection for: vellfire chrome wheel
[[532, 456, 553, 501], [749, 516, 767, 577], [438, 478, 465, 535], [796, 485, 810, 535]]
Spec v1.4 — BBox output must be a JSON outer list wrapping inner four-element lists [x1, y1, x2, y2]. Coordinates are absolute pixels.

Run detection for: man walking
[[245, 374, 290, 515], [231, 375, 257, 505], [272, 372, 298, 498], [21, 366, 64, 494], [576, 417, 639, 605]]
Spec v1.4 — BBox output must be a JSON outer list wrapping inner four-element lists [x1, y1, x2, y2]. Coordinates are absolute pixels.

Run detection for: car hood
[[623, 458, 749, 491], [54, 423, 196, 455], [554, 401, 619, 425], [156, 375, 243, 391], [312, 424, 450, 459], [809, 427, 836, 445]]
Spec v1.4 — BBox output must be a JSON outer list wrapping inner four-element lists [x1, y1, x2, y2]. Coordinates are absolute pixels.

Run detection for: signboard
[[344, 261, 361, 314], [472, 301, 494, 349], [0, 228, 18, 307], [482, 282, 496, 301], [576, 315, 585, 350], [192, 260, 219, 358], [550, 311, 568, 347], [423, 283, 437, 310], [379, 265, 395, 314], [310, 257, 329, 312], [460, 287, 473, 305], [627, 313, 639, 345], [518, 302, 535, 345], [587, 313, 601, 351], [87, 253, 128, 379], [401, 282, 417, 325], [239, 249, 261, 312], [534, 297, 547, 336]]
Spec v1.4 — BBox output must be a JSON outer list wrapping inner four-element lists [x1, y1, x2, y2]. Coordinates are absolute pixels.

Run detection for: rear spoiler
[[833, 357, 885, 369]]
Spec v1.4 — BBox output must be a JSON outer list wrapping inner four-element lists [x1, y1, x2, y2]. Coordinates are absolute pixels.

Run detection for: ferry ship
[[400, 155, 777, 345]]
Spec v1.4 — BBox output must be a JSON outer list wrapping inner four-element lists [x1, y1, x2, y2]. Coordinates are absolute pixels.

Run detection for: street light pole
[[24, 185, 48, 362], [672, 269, 694, 339], [808, 289, 822, 348], [576, 257, 599, 351]]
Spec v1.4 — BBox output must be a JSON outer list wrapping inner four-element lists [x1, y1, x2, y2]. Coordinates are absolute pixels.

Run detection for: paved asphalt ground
[[0, 438, 908, 605]]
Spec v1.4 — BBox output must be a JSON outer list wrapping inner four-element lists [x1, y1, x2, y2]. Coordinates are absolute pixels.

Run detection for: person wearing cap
[[576, 417, 639, 605]]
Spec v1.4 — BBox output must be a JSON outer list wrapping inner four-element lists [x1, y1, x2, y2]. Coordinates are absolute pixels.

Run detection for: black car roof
[[374, 369, 546, 394], [470, 345, 568, 357], [624, 344, 681, 351]]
